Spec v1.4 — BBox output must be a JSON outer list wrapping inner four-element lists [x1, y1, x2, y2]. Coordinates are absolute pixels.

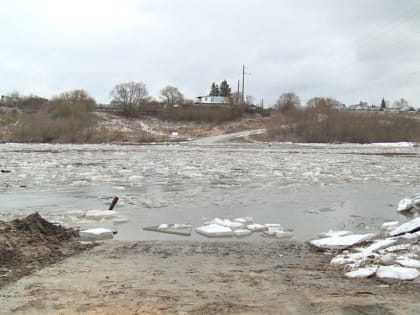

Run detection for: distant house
[[195, 96, 230, 104], [348, 101, 379, 111]]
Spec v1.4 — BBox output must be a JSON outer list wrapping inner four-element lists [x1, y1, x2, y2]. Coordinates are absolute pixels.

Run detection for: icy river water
[[0, 141, 419, 241]]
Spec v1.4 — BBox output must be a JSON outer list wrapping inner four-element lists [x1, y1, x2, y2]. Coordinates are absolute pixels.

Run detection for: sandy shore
[[1, 240, 419, 315]]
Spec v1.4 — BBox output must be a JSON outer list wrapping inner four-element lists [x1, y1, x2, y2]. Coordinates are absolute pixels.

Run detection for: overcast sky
[[1, 0, 420, 107]]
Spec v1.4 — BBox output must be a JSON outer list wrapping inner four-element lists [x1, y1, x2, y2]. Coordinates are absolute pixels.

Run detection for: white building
[[195, 96, 230, 104]]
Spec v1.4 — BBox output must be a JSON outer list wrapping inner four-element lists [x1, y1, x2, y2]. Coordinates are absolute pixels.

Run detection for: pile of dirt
[[0, 212, 92, 288]]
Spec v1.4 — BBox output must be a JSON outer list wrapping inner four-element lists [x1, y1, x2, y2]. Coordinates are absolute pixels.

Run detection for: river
[[0, 141, 418, 241]]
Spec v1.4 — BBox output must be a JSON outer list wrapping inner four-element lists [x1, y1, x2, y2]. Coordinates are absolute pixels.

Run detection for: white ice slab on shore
[[196, 224, 234, 237], [396, 257, 420, 268], [310, 233, 375, 250], [357, 239, 397, 253], [389, 217, 420, 236], [345, 266, 377, 278], [376, 265, 420, 281], [79, 228, 114, 241]]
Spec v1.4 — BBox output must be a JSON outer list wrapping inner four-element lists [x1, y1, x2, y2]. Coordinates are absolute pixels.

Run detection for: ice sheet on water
[[376, 265, 420, 281]]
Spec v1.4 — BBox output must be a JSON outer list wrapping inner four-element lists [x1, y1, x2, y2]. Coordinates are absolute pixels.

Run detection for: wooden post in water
[[109, 196, 119, 210]]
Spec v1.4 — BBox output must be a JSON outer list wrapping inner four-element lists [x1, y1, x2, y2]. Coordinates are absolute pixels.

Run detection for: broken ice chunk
[[273, 230, 293, 239], [246, 224, 267, 232], [389, 217, 420, 237], [357, 239, 397, 253], [205, 218, 244, 229], [381, 221, 399, 231], [85, 210, 118, 220], [345, 266, 377, 279], [397, 198, 414, 212], [310, 233, 376, 250], [143, 224, 192, 236], [319, 230, 352, 238], [233, 229, 252, 237], [79, 228, 114, 241], [376, 266, 420, 281], [233, 217, 253, 224], [395, 257, 420, 268], [196, 224, 233, 237], [330, 252, 376, 268]]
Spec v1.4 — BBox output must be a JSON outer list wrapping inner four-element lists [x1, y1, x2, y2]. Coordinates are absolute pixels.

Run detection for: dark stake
[[109, 196, 119, 210]]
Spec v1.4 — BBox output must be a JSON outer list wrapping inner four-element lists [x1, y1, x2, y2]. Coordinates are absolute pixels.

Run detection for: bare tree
[[110, 81, 149, 117], [160, 85, 184, 107], [306, 97, 344, 111], [392, 98, 410, 111], [274, 92, 301, 112]]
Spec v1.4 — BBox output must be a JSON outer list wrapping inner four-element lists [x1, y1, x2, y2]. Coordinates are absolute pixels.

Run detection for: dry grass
[[267, 108, 420, 143]]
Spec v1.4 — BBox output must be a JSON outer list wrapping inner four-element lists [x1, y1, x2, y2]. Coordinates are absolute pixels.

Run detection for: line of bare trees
[[268, 92, 420, 143]]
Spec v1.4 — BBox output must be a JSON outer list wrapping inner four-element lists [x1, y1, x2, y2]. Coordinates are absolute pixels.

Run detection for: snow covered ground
[[0, 141, 419, 241]]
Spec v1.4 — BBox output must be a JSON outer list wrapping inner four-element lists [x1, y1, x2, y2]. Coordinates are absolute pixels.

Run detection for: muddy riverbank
[[1, 240, 419, 314], [0, 213, 93, 289]]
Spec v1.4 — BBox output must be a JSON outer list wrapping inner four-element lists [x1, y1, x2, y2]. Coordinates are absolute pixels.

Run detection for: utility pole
[[237, 80, 240, 105], [242, 64, 245, 105]]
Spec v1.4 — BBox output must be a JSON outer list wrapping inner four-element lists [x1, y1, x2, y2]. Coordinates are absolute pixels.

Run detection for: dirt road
[[1, 240, 419, 315]]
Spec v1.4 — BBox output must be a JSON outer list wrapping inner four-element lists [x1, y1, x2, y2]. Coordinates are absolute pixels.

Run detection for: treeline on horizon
[[0, 83, 420, 144]]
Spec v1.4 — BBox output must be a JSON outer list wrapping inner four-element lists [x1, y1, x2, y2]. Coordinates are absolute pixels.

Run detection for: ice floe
[[204, 218, 244, 229], [196, 224, 234, 237], [143, 223, 192, 236], [192, 217, 293, 239]]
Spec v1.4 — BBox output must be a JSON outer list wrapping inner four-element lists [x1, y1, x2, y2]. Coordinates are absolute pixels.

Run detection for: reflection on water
[[0, 142, 419, 241]]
